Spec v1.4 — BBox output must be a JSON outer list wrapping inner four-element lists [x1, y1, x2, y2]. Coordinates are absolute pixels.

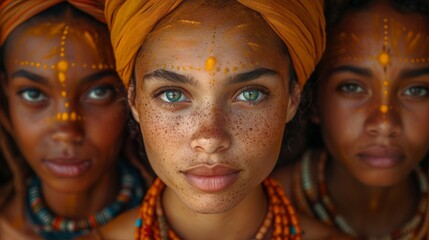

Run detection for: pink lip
[[43, 157, 92, 177], [181, 164, 241, 193], [357, 146, 404, 168]]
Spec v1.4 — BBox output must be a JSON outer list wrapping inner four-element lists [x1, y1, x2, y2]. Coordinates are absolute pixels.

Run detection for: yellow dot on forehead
[[205, 56, 217, 71], [380, 105, 388, 113], [378, 51, 390, 67], [57, 60, 68, 72]]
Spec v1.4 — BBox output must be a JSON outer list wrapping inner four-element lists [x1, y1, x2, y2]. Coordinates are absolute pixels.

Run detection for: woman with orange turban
[[78, 0, 351, 239], [0, 1, 149, 239]]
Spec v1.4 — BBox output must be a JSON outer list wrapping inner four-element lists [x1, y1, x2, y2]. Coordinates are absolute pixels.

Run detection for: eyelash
[[234, 86, 270, 105]]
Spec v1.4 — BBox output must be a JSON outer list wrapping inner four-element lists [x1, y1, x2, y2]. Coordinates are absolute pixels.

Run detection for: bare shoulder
[[78, 207, 140, 240], [270, 164, 295, 197], [299, 213, 355, 240]]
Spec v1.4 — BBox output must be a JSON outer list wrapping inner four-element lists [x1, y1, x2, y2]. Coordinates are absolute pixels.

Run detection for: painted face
[[2, 16, 126, 193], [131, 2, 299, 214], [316, 2, 429, 187]]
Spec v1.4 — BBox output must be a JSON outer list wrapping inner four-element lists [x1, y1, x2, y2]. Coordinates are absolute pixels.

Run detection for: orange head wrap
[[0, 0, 106, 46], [105, 0, 325, 88]]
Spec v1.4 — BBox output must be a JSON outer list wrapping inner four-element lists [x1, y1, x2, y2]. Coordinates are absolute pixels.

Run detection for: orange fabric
[[105, 0, 325, 88], [0, 0, 106, 46]]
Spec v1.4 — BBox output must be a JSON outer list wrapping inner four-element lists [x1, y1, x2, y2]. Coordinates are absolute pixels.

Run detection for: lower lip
[[44, 160, 92, 177], [358, 156, 402, 168], [183, 173, 240, 193]]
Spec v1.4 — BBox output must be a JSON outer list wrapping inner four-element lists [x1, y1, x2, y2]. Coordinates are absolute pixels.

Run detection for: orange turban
[[0, 0, 106, 46], [105, 0, 326, 88]]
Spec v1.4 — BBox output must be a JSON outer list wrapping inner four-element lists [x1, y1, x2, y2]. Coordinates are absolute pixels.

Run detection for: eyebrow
[[399, 67, 429, 79], [143, 68, 278, 85], [326, 65, 373, 78], [11, 70, 49, 84], [144, 69, 197, 85], [228, 68, 279, 84], [80, 70, 119, 84]]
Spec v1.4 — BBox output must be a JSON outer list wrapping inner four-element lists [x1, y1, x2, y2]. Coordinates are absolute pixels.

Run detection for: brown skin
[[0, 9, 127, 239], [79, 1, 349, 240], [274, 1, 429, 237]]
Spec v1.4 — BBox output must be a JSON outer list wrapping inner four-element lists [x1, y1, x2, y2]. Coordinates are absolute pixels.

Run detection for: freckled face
[[317, 3, 429, 186], [132, 3, 299, 213], [3, 18, 126, 193]]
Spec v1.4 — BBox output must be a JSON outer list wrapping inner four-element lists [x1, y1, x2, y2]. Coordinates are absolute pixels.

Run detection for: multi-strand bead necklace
[[293, 149, 428, 240], [27, 161, 144, 239], [135, 177, 302, 240]]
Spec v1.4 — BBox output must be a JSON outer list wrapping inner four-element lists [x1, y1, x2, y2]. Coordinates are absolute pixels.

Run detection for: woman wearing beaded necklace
[[77, 0, 356, 239], [0, 1, 149, 239], [273, 0, 429, 239]]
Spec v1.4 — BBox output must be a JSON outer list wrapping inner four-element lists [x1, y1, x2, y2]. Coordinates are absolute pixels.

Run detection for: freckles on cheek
[[232, 107, 285, 160]]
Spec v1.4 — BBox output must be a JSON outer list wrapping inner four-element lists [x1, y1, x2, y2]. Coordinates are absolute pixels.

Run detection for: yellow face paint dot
[[56, 112, 61, 120], [65, 102, 70, 108], [62, 112, 69, 121], [56, 61, 68, 71], [380, 105, 388, 113], [58, 72, 66, 83], [204, 56, 217, 71], [70, 112, 77, 121], [378, 51, 390, 67], [383, 80, 389, 86], [61, 91, 67, 97]]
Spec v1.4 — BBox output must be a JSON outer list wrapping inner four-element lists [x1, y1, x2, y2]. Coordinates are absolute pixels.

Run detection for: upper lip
[[181, 164, 241, 176], [357, 145, 404, 160]]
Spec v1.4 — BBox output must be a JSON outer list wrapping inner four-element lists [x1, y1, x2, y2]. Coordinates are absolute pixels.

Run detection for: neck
[[41, 168, 119, 218], [327, 157, 419, 236], [163, 184, 268, 240]]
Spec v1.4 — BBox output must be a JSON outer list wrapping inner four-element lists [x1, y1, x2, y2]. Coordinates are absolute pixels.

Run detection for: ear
[[285, 83, 301, 123], [127, 81, 140, 123]]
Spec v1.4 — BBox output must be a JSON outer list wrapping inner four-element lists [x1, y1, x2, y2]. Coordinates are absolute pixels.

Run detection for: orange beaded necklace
[[134, 177, 302, 240]]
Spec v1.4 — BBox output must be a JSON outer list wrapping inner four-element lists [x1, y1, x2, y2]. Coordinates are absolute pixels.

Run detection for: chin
[[355, 171, 406, 188], [181, 192, 245, 214]]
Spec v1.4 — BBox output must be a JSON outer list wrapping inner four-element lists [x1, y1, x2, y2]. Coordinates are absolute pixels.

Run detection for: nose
[[50, 111, 84, 144], [190, 106, 231, 154], [365, 103, 401, 138]]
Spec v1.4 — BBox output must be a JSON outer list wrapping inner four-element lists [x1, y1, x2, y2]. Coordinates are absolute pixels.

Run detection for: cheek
[[85, 106, 127, 147]]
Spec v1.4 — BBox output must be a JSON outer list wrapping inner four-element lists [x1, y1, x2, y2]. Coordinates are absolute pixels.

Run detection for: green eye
[[236, 89, 265, 103], [161, 90, 186, 103]]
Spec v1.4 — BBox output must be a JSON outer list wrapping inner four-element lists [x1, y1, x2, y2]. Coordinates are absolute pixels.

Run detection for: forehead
[[4, 18, 114, 66], [327, 4, 429, 60], [139, 2, 284, 63]]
